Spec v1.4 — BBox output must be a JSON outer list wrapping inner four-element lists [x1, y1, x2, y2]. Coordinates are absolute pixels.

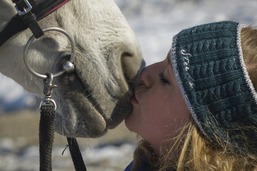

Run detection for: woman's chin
[[124, 112, 136, 132]]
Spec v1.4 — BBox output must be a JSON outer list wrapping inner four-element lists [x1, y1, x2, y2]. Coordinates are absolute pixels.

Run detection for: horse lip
[[55, 52, 104, 115], [55, 53, 134, 132], [54, 71, 108, 137], [75, 70, 105, 116]]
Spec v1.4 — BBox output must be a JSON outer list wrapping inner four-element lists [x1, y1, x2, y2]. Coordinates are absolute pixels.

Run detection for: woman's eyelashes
[[159, 72, 170, 85]]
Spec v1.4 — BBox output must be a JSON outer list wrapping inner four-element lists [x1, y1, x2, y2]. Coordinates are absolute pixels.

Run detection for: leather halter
[[0, 0, 70, 46]]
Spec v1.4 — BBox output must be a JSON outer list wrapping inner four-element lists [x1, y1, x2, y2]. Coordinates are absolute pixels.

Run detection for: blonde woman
[[125, 21, 257, 171]]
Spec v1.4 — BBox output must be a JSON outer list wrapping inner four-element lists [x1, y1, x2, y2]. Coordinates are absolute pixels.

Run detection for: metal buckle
[[15, 0, 32, 16]]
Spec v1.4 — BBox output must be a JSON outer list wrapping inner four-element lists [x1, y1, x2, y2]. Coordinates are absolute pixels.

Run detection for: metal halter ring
[[23, 27, 75, 79]]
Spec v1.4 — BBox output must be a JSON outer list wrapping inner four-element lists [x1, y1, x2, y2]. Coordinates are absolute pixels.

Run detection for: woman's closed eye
[[159, 72, 170, 85]]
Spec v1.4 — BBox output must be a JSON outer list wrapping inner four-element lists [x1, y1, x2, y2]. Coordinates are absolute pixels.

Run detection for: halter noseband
[[0, 0, 70, 46]]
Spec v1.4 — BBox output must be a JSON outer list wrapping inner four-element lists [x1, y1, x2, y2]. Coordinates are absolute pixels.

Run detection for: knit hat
[[171, 21, 257, 156]]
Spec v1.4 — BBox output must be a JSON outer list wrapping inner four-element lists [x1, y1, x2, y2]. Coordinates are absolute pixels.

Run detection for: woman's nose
[[138, 65, 154, 88]]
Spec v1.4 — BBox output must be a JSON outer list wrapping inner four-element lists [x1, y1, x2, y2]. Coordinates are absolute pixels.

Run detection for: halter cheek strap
[[0, 0, 70, 46]]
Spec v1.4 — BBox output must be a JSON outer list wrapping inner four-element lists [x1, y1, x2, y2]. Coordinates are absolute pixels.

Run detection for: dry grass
[[0, 110, 41, 146], [0, 110, 138, 148]]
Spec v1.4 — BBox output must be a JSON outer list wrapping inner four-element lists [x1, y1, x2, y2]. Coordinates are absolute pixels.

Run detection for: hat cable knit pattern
[[171, 21, 257, 155]]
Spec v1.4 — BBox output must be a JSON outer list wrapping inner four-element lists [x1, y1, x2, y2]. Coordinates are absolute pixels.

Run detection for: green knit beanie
[[171, 21, 257, 156]]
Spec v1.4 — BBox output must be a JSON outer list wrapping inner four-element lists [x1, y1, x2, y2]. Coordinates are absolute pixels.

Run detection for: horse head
[[0, 0, 144, 137]]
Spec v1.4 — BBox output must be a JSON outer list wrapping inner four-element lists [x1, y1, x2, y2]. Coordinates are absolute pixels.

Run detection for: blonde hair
[[241, 26, 257, 90], [131, 26, 257, 171]]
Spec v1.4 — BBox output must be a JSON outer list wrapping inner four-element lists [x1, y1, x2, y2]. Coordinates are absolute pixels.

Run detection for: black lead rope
[[67, 137, 87, 171], [39, 101, 55, 171], [39, 105, 87, 171], [12, 1, 84, 169], [39, 73, 87, 171]]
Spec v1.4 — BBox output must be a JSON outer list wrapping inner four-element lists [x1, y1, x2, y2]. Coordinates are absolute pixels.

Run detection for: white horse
[[0, 0, 143, 138]]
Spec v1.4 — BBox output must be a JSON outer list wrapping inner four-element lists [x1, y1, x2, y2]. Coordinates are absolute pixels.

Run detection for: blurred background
[[1, 0, 257, 170]]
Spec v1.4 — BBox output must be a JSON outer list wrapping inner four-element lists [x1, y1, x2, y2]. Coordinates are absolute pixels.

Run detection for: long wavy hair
[[131, 26, 257, 171]]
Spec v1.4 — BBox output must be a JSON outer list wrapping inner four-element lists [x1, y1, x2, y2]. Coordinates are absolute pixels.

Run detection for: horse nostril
[[121, 52, 134, 79], [121, 51, 145, 99], [121, 52, 145, 80]]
